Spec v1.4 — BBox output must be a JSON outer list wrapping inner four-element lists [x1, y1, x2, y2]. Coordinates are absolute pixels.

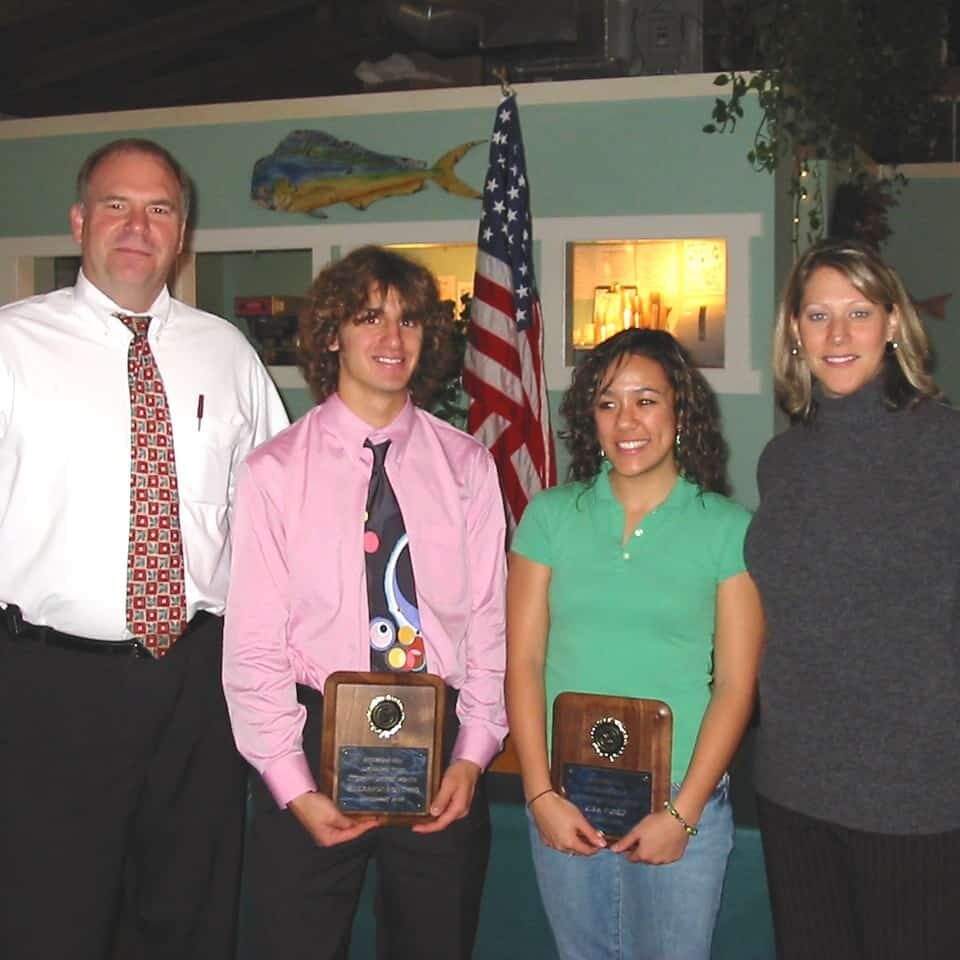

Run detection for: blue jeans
[[528, 778, 733, 960]]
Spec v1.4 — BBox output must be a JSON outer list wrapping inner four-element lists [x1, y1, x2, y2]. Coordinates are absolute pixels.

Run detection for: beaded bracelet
[[526, 788, 556, 809], [664, 800, 699, 837]]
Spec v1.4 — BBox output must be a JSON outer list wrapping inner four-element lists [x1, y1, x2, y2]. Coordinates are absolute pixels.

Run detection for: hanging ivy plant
[[703, 0, 947, 249]]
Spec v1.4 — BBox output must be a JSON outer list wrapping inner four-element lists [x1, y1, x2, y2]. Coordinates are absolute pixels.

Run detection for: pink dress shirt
[[223, 393, 508, 808]]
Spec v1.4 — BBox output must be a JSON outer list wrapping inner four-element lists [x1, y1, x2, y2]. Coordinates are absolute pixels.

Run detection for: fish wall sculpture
[[251, 129, 484, 217]]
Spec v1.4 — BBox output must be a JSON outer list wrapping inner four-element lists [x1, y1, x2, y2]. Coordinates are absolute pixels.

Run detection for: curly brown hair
[[298, 245, 457, 406], [559, 328, 729, 494]]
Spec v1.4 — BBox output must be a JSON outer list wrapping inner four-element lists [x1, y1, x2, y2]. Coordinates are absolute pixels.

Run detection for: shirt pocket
[[172, 415, 241, 506]]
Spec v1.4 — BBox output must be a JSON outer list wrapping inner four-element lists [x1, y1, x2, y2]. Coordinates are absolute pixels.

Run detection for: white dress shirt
[[0, 271, 289, 640]]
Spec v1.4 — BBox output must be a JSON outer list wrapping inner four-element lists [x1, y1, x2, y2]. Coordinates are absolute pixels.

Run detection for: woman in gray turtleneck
[[745, 239, 960, 960]]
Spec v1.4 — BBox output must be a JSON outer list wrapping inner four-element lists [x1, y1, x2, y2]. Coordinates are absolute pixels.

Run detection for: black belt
[[1, 603, 154, 659]]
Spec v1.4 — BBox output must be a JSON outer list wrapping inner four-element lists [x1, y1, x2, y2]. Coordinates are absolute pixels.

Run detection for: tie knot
[[115, 313, 151, 339], [364, 438, 391, 471]]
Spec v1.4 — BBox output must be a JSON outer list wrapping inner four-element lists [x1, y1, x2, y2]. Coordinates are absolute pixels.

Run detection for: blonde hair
[[773, 239, 940, 419]]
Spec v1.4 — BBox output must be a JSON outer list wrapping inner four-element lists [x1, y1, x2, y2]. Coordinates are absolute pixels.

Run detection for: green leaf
[[699, 0, 942, 245]]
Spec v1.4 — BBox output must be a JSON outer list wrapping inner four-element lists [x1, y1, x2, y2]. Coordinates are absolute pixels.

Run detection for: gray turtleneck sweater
[[745, 382, 960, 834]]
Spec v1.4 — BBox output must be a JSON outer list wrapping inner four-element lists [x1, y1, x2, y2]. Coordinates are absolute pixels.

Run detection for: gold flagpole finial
[[492, 66, 514, 98]]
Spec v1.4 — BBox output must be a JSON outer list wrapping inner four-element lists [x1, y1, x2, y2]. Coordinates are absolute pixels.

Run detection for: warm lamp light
[[586, 283, 641, 346], [570, 238, 725, 357]]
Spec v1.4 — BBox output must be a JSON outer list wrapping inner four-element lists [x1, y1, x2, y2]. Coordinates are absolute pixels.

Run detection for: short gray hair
[[75, 138, 192, 221]]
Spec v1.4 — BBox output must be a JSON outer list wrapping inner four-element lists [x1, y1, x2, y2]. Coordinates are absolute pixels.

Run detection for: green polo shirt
[[512, 466, 750, 779]]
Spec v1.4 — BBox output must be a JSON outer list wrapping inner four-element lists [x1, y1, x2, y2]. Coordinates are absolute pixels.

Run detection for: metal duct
[[381, 0, 701, 79], [381, 2, 482, 55]]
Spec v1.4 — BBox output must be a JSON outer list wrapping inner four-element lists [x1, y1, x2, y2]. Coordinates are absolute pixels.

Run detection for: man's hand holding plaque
[[551, 692, 672, 841], [321, 671, 447, 824], [288, 789, 382, 847], [411, 758, 481, 834]]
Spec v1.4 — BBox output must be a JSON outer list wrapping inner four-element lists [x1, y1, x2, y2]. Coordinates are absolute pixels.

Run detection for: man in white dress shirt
[[0, 139, 288, 960]]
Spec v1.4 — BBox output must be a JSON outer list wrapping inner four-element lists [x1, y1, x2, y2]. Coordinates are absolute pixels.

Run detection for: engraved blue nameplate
[[337, 746, 429, 813], [563, 763, 652, 837]]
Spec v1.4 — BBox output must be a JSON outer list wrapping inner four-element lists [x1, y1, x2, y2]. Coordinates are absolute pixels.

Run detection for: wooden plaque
[[320, 671, 446, 824], [551, 692, 672, 840]]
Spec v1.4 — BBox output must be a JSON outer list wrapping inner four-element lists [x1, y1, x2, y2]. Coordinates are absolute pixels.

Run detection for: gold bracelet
[[526, 788, 556, 809], [664, 800, 699, 837]]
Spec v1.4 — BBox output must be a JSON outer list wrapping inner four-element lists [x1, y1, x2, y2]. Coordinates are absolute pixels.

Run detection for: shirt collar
[[319, 392, 417, 464], [74, 269, 172, 335], [812, 376, 887, 429], [593, 459, 699, 513]]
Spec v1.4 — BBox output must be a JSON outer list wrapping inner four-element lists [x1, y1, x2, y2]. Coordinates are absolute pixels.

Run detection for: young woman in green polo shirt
[[507, 328, 764, 960]]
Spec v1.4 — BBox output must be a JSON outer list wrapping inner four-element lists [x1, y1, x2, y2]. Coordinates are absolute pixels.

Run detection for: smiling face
[[793, 266, 898, 398], [70, 149, 186, 313], [331, 283, 424, 426], [593, 352, 679, 496]]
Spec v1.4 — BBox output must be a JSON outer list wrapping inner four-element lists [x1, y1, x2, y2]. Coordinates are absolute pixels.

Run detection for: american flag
[[463, 93, 556, 530]]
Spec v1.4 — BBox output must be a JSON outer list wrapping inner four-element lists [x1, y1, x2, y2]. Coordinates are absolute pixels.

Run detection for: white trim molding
[[540, 213, 764, 394], [0, 74, 728, 140], [0, 211, 764, 395]]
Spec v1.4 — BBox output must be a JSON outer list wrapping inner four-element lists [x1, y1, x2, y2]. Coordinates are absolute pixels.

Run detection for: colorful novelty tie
[[363, 439, 427, 673]]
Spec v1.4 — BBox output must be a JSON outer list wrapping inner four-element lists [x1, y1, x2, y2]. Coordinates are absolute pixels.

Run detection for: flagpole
[[463, 77, 557, 533]]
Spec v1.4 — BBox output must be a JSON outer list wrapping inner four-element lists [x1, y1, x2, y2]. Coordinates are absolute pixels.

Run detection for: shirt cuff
[[262, 752, 318, 809], [450, 723, 502, 772]]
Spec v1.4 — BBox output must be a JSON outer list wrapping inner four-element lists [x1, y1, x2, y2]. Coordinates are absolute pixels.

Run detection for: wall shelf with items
[[234, 294, 304, 367], [567, 237, 727, 368], [381, 242, 477, 310], [195, 248, 314, 393], [538, 214, 764, 395]]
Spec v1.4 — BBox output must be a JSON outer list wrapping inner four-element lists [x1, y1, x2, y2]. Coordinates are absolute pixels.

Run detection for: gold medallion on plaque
[[551, 692, 672, 840], [321, 672, 445, 823]]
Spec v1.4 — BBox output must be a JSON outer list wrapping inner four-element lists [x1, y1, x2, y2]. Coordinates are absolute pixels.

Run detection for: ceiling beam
[[0, 0, 101, 27], [9, 0, 319, 91], [0, 2, 405, 116]]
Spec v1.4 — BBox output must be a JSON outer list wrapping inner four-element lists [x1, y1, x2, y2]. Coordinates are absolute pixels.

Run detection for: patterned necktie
[[363, 439, 427, 673], [117, 314, 187, 656]]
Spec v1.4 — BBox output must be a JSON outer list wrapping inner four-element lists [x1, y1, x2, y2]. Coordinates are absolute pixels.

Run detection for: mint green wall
[[885, 175, 960, 405], [195, 251, 225, 316], [3, 100, 771, 236], [0, 87, 777, 505], [283, 388, 316, 421], [196, 249, 312, 336]]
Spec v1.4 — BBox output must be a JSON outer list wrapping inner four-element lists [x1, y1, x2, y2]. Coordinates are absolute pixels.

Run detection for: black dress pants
[[0, 614, 246, 960], [757, 793, 960, 960], [247, 684, 491, 960]]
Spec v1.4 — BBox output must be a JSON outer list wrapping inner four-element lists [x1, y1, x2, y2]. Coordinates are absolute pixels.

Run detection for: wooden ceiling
[[0, 0, 426, 118], [0, 0, 595, 119]]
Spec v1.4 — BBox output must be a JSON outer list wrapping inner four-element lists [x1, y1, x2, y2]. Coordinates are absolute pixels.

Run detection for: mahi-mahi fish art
[[251, 129, 484, 217]]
